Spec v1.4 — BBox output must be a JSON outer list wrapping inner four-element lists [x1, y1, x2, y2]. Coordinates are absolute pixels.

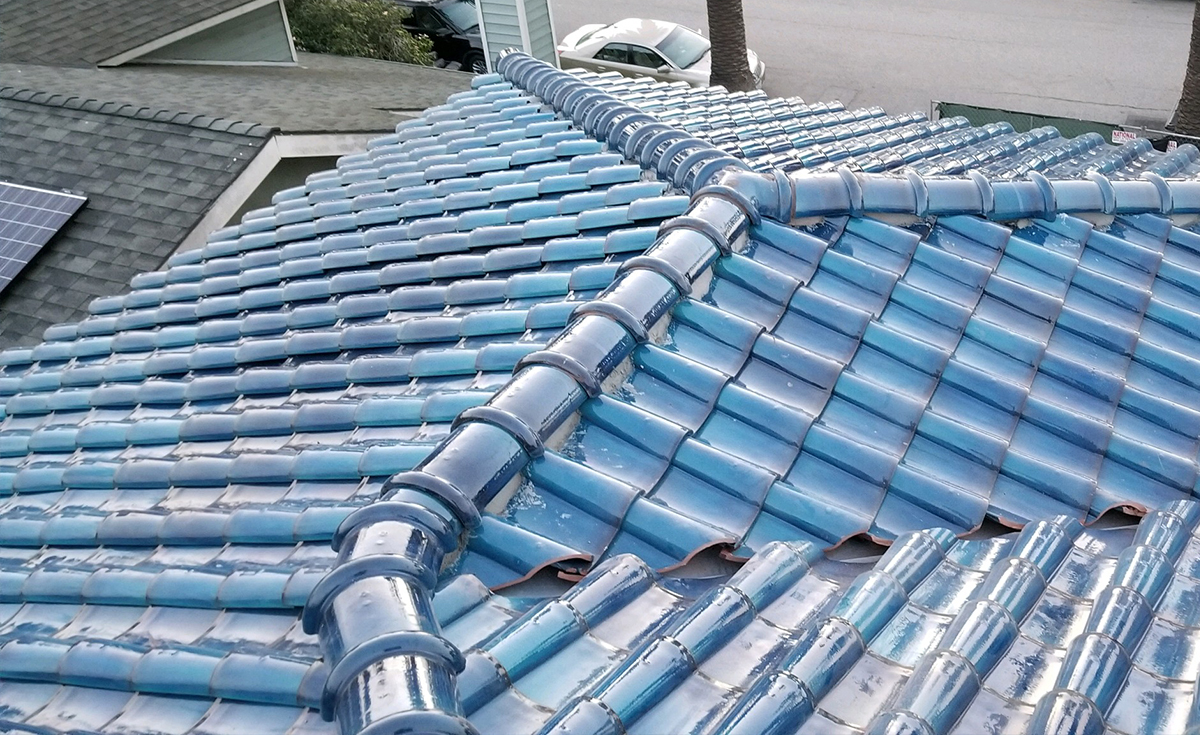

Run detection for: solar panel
[[0, 181, 87, 293]]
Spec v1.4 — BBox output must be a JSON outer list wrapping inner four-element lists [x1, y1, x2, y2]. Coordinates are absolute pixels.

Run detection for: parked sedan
[[394, 0, 486, 74], [557, 18, 765, 89]]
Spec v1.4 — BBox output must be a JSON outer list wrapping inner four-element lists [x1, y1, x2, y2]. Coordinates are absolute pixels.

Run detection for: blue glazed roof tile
[[358, 500, 1196, 735], [5, 52, 1200, 732]]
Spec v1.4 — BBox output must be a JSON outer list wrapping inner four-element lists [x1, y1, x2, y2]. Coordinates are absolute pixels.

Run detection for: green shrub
[[286, 0, 434, 65]]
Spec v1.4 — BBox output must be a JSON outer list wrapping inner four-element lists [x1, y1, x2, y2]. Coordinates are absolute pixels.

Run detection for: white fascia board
[[174, 136, 282, 255], [275, 133, 382, 158], [515, 0, 532, 54], [127, 59, 296, 66], [278, 0, 299, 63], [98, 0, 281, 67], [545, 0, 560, 64], [475, 1, 494, 73]]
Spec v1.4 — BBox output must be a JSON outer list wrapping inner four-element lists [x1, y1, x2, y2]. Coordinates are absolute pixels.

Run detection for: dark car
[[396, 0, 486, 74]]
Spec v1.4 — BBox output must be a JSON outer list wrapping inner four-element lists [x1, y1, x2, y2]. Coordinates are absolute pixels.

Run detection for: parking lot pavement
[[551, 0, 1194, 126]]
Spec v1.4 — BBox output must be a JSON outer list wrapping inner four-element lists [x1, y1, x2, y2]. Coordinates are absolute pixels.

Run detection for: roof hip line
[[303, 51, 782, 735]]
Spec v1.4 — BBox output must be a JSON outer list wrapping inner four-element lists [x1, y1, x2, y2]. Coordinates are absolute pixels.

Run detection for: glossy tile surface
[[442, 502, 1200, 735], [461, 65, 1200, 584], [2, 51, 1200, 733], [0, 69, 696, 732]]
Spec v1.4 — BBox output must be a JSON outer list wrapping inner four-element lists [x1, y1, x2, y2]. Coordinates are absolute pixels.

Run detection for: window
[[594, 44, 630, 64], [407, 7, 446, 32], [439, 0, 479, 32], [629, 45, 667, 69], [656, 26, 710, 69]]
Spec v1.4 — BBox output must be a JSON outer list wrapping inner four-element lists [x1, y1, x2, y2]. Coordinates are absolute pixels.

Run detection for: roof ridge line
[[0, 85, 276, 138], [782, 168, 1200, 221]]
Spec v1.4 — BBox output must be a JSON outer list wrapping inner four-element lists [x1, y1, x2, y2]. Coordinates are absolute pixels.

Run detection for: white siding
[[521, 0, 555, 63], [479, 0, 555, 66], [479, 0, 523, 64]]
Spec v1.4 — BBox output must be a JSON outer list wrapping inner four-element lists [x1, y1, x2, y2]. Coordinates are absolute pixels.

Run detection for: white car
[[557, 18, 766, 89]]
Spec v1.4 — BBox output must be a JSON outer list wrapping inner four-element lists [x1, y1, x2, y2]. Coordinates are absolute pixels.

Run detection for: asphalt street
[[550, 0, 1195, 127]]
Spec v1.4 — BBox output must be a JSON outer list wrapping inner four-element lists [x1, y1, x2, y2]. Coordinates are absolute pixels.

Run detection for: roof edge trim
[[175, 138, 285, 256]]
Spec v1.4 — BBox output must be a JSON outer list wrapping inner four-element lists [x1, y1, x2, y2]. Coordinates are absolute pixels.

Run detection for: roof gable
[[109, 0, 296, 66]]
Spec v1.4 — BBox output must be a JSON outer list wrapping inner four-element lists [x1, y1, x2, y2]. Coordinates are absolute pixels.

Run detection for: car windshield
[[655, 26, 709, 69], [439, 0, 478, 31]]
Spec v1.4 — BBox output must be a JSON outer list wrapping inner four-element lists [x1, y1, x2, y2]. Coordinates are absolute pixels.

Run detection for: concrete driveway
[[551, 0, 1195, 127]]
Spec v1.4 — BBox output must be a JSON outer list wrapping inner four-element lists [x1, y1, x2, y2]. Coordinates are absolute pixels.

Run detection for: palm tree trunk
[[706, 0, 756, 92], [1173, 1, 1200, 135]]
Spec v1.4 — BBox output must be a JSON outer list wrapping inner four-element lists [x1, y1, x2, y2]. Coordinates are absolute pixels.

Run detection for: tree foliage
[[286, 0, 434, 65]]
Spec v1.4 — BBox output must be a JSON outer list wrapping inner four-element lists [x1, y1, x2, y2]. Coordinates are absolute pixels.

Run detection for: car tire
[[463, 51, 487, 75]]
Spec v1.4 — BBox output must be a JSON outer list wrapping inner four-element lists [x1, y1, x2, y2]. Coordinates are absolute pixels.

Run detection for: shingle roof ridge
[[0, 85, 276, 138]]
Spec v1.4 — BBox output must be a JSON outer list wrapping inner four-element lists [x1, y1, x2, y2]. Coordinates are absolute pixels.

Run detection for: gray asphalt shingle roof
[[0, 88, 270, 348], [0, 53, 473, 134], [0, 0, 253, 66]]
